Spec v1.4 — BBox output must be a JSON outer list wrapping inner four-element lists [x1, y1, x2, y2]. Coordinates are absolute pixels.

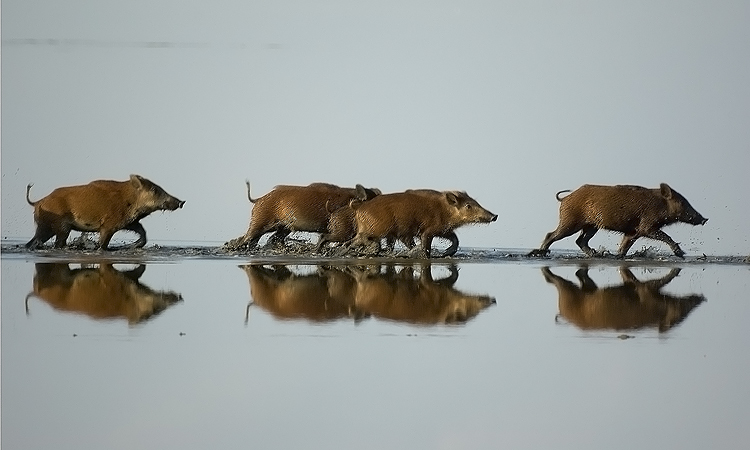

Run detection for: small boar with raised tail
[[26, 175, 184, 250], [225, 182, 381, 251], [528, 183, 707, 258]]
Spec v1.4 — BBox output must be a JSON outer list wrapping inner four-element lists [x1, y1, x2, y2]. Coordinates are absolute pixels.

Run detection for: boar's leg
[[440, 232, 459, 257], [225, 224, 271, 250], [225, 233, 261, 251], [540, 266, 558, 284], [317, 227, 355, 253], [121, 264, 147, 281], [401, 237, 417, 249], [345, 235, 380, 256], [53, 226, 72, 248], [617, 234, 640, 257], [419, 234, 435, 258], [26, 226, 55, 249], [98, 229, 116, 250], [123, 221, 147, 249], [382, 237, 398, 254], [644, 230, 685, 258], [575, 226, 598, 257], [266, 228, 291, 247], [637, 267, 681, 290], [574, 266, 598, 292], [315, 235, 331, 253], [528, 224, 580, 256]]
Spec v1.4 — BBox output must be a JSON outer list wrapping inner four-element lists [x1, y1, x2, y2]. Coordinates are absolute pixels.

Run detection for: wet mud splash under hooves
[[2, 239, 748, 265]]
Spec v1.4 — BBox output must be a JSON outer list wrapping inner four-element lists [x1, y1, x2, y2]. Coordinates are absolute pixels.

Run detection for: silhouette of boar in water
[[541, 266, 705, 333], [345, 190, 497, 258], [225, 182, 381, 251], [529, 184, 707, 258], [241, 263, 495, 325], [25, 175, 184, 250], [351, 264, 496, 325], [241, 264, 361, 322], [25, 263, 183, 325]]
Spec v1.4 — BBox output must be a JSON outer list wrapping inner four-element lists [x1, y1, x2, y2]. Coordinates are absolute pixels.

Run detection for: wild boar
[[240, 264, 361, 323], [25, 263, 183, 325], [351, 264, 496, 325], [315, 198, 430, 255], [25, 175, 185, 250], [541, 266, 705, 333], [345, 190, 497, 258], [401, 189, 463, 256], [225, 182, 381, 250], [315, 200, 360, 253], [528, 183, 707, 258]]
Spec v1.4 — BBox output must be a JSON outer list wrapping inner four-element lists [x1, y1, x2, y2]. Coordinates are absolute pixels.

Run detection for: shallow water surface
[[2, 246, 749, 450]]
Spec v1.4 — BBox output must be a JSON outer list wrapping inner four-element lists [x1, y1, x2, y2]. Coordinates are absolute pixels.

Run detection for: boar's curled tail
[[26, 183, 36, 206], [245, 180, 258, 203], [555, 190, 572, 201], [25, 292, 36, 314]]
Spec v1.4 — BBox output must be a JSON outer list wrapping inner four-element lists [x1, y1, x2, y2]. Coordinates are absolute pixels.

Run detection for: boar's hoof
[[223, 238, 246, 251], [527, 249, 550, 257]]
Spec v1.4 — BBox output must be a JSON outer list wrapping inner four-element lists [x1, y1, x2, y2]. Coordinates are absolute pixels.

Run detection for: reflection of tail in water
[[25, 263, 183, 325], [542, 265, 705, 333], [240, 263, 495, 326]]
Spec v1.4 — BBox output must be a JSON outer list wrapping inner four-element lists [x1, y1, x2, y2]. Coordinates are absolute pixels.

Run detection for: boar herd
[[23, 175, 709, 258]]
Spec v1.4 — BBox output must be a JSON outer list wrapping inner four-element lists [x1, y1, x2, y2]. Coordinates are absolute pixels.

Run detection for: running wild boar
[[345, 190, 497, 258], [25, 175, 185, 250], [225, 182, 381, 250], [528, 183, 707, 258]]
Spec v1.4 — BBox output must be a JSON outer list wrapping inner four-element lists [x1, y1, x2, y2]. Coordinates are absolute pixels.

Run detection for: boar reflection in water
[[542, 266, 705, 333], [242, 264, 495, 325], [242, 265, 360, 322], [26, 263, 183, 325], [351, 265, 496, 325]]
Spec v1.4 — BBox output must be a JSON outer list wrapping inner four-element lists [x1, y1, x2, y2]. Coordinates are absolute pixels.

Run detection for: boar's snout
[[685, 211, 707, 226], [163, 198, 185, 211], [478, 210, 498, 223]]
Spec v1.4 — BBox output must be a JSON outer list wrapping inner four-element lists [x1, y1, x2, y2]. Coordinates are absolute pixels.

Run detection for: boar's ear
[[355, 184, 368, 201], [129, 174, 145, 188], [445, 192, 460, 206], [660, 183, 673, 199], [372, 188, 382, 196]]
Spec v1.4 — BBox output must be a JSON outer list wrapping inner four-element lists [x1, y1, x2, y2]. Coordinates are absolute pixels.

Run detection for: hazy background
[[2, 1, 748, 255]]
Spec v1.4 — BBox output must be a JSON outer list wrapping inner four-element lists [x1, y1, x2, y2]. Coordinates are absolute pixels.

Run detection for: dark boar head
[[660, 183, 707, 226], [131, 175, 185, 212]]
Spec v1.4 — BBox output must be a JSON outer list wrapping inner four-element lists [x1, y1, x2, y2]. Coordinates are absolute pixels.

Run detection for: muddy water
[[2, 245, 749, 450]]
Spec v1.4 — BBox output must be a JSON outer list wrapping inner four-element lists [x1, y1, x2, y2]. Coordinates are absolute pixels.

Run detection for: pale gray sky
[[2, 1, 748, 254]]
